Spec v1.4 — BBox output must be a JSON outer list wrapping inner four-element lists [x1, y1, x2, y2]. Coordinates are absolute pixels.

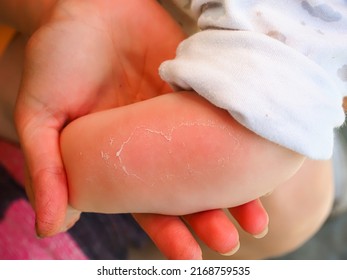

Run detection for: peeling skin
[[114, 128, 147, 184], [110, 121, 237, 188], [61, 92, 304, 215], [100, 151, 110, 161], [109, 137, 115, 146]]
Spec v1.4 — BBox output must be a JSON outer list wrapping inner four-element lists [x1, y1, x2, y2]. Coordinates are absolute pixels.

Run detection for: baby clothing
[[158, 0, 347, 160]]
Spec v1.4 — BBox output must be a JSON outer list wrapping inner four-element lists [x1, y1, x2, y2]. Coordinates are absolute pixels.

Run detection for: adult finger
[[184, 209, 240, 256], [15, 101, 69, 237], [133, 213, 202, 260], [228, 199, 269, 238]]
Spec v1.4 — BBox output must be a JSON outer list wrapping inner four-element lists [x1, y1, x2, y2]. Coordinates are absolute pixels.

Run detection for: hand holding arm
[[13, 0, 185, 237], [4, 0, 271, 259]]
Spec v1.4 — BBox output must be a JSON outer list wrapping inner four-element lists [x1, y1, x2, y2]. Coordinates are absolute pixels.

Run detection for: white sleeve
[[159, 0, 347, 160]]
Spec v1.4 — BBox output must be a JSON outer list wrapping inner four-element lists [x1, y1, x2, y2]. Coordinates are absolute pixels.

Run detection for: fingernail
[[253, 227, 268, 239], [220, 242, 240, 256], [35, 221, 44, 239], [60, 206, 81, 232]]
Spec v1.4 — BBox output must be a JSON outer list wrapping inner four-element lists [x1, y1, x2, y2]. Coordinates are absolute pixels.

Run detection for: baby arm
[[60, 91, 304, 215]]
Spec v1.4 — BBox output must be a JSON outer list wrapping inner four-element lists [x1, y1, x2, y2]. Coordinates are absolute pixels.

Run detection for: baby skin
[[61, 92, 304, 215]]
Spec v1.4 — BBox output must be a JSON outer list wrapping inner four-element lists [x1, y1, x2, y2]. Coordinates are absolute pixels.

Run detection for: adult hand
[[15, 0, 184, 236], [14, 0, 268, 259]]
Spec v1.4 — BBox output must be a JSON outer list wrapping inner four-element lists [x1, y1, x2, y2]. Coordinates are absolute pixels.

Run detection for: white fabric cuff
[[159, 30, 345, 159]]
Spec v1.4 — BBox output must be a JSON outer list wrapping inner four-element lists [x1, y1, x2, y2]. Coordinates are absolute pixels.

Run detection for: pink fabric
[[0, 139, 87, 260], [0, 199, 86, 259]]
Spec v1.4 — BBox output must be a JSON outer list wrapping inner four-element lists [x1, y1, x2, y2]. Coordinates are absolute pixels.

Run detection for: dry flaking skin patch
[[103, 120, 239, 187]]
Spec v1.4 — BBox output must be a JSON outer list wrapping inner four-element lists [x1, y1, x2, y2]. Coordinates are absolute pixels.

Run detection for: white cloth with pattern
[[159, 0, 347, 160]]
